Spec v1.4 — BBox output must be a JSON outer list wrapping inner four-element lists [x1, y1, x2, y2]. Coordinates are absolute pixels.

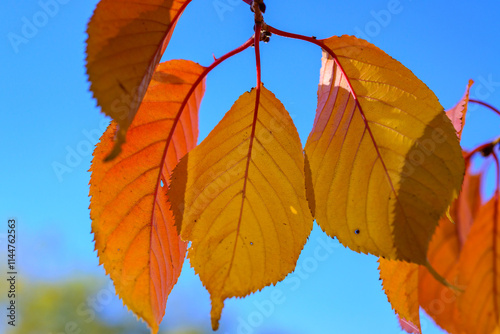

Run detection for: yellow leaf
[[169, 85, 313, 329], [90, 60, 205, 333], [86, 0, 191, 159], [379, 258, 421, 330], [305, 35, 464, 263]]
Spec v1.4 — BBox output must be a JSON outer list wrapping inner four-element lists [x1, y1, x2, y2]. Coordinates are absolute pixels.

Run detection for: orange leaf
[[379, 258, 421, 330], [305, 35, 464, 263], [86, 0, 191, 159], [381, 166, 481, 333], [458, 197, 500, 334], [445, 80, 473, 140], [90, 60, 205, 333], [418, 217, 461, 334], [169, 85, 313, 330], [452, 165, 483, 247]]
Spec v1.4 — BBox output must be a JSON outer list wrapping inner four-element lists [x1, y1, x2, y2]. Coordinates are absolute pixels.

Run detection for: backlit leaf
[[90, 60, 205, 333], [445, 80, 473, 140], [381, 163, 481, 333], [305, 35, 464, 263], [86, 0, 191, 159], [379, 258, 420, 330], [452, 165, 483, 247], [418, 217, 461, 334], [458, 197, 500, 334], [169, 85, 313, 330]]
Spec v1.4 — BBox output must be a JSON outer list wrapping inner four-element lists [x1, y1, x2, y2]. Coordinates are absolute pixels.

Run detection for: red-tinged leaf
[[379, 258, 421, 331], [399, 316, 421, 334], [86, 0, 192, 159], [169, 85, 313, 330], [458, 198, 500, 334], [89, 60, 205, 333], [418, 217, 461, 334], [445, 80, 473, 140], [305, 35, 464, 264]]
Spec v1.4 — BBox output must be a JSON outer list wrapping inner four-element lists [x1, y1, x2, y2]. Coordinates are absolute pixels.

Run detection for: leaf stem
[[267, 25, 338, 59], [230, 25, 261, 273], [267, 25, 413, 257], [469, 99, 500, 117], [464, 137, 500, 162], [230, 23, 262, 287], [212, 26, 262, 331], [158, 36, 254, 189]]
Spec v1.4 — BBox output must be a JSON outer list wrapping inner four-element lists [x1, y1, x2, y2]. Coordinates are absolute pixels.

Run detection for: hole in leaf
[[160, 180, 164, 187], [354, 229, 360, 235], [250, 242, 253, 245]]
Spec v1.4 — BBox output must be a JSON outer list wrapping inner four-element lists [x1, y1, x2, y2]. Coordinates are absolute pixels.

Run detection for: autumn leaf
[[378, 78, 476, 333], [446, 80, 473, 140], [379, 258, 420, 330], [380, 165, 482, 333], [379, 198, 467, 334], [457, 197, 500, 334], [305, 35, 464, 264], [379, 217, 463, 334], [418, 217, 461, 334], [452, 165, 483, 247], [89, 60, 205, 333], [169, 85, 313, 330], [86, 0, 192, 159], [417, 159, 481, 333]]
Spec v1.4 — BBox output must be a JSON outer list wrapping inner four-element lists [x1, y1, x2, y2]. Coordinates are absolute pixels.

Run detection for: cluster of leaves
[[380, 88, 500, 334], [84, 0, 498, 333]]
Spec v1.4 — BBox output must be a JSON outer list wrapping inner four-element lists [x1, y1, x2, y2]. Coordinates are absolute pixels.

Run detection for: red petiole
[[158, 37, 254, 188], [470, 99, 500, 117]]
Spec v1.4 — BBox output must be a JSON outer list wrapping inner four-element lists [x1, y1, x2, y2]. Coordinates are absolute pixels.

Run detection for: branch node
[[251, 0, 265, 24]]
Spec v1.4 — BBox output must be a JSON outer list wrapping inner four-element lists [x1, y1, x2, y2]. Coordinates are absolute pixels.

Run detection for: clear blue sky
[[1, 0, 500, 333]]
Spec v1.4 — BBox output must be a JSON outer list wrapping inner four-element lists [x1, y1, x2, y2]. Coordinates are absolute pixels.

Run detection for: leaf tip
[[210, 297, 224, 331], [149, 323, 159, 334]]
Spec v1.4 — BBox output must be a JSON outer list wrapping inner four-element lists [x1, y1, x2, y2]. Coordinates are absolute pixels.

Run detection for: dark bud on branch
[[480, 143, 495, 157], [259, 2, 266, 13]]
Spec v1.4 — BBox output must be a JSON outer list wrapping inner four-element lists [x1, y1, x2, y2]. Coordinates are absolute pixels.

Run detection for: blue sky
[[1, 0, 500, 333]]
